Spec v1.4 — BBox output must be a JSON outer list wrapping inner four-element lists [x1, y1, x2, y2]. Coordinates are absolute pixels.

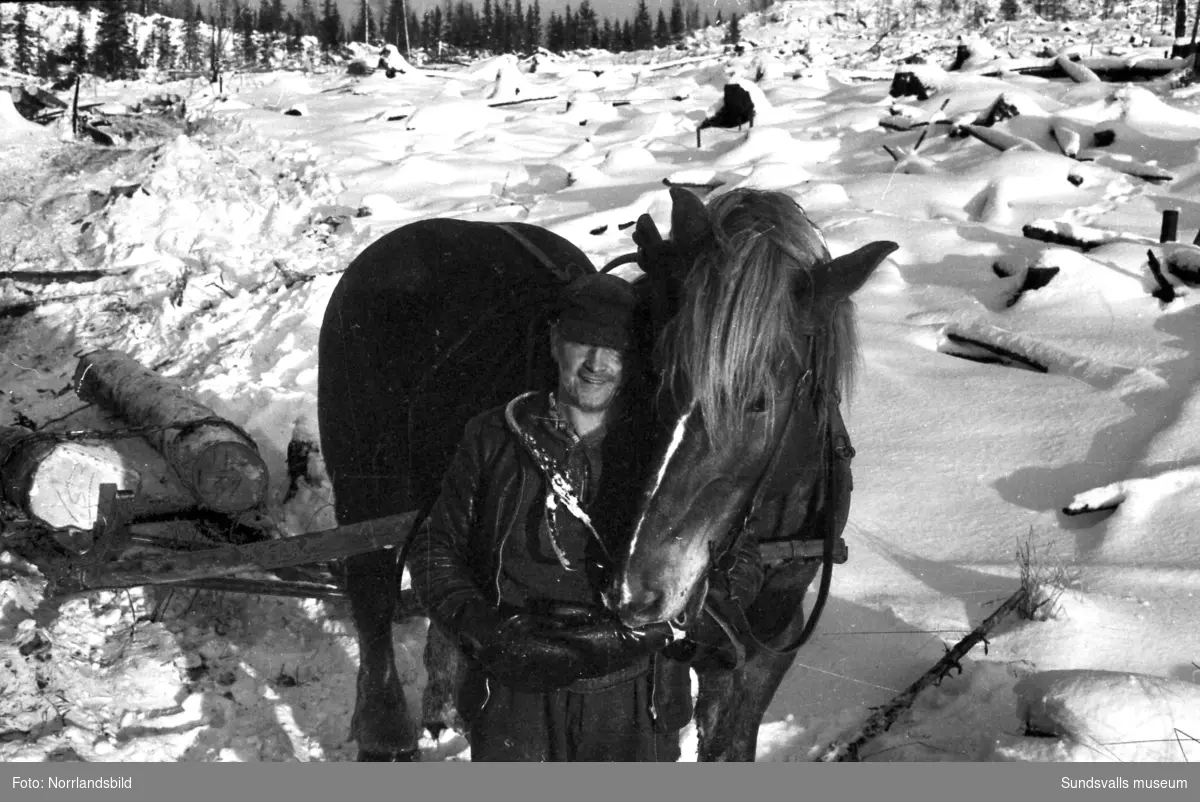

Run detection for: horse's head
[[607, 188, 897, 629]]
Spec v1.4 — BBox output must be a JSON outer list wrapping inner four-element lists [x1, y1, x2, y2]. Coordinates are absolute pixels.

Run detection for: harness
[[699, 372, 846, 670]]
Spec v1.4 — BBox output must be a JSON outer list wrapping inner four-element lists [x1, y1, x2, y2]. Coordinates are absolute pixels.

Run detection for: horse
[[317, 218, 593, 761], [606, 187, 897, 761], [317, 189, 895, 762]]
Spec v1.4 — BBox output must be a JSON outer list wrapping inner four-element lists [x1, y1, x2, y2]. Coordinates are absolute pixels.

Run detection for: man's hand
[[457, 606, 676, 692], [469, 612, 590, 693]]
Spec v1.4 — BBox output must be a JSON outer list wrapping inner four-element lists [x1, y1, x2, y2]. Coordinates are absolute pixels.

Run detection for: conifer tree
[[182, 0, 203, 68], [632, 0, 653, 48], [14, 3, 35, 74], [654, 8, 668, 45], [320, 0, 343, 49], [669, 0, 685, 40], [93, 0, 136, 78], [726, 11, 740, 44], [155, 16, 176, 67], [298, 0, 319, 37], [513, 0, 525, 52], [63, 22, 89, 71], [526, 0, 542, 50]]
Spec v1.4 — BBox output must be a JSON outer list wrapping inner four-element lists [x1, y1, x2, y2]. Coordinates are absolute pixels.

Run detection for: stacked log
[[72, 350, 269, 515], [0, 425, 140, 531]]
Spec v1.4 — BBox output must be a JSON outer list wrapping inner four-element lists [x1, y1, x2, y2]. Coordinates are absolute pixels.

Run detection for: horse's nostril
[[622, 588, 664, 625]]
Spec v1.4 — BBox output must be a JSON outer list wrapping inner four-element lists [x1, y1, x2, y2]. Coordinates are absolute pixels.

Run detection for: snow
[[2, 0, 1200, 764]]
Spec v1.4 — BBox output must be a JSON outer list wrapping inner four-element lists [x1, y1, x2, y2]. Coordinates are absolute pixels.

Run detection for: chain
[[5, 415, 255, 448]]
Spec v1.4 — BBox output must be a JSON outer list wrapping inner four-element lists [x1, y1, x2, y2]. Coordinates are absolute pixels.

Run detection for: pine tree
[[182, 0, 202, 68], [999, 0, 1020, 20], [632, 0, 652, 48], [353, 0, 378, 43], [14, 4, 35, 74], [93, 0, 136, 78], [654, 8, 668, 46], [513, 0, 525, 52], [298, 0, 319, 37], [669, 0, 685, 41], [726, 11, 740, 45], [526, 0, 542, 51], [63, 22, 89, 71], [320, 0, 342, 50], [546, 10, 562, 50]]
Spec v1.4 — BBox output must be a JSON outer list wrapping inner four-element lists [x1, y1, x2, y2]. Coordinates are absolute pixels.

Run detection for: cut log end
[[190, 440, 270, 513], [22, 441, 140, 530]]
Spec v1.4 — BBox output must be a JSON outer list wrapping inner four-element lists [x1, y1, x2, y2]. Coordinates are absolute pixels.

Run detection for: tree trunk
[[1178, 0, 1189, 39], [72, 351, 269, 514], [0, 425, 141, 531]]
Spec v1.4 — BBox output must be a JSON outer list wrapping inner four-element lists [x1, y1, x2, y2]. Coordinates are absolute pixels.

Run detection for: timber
[[47, 509, 420, 598], [815, 586, 1029, 762], [73, 350, 269, 514], [996, 56, 1188, 82], [0, 425, 140, 530]]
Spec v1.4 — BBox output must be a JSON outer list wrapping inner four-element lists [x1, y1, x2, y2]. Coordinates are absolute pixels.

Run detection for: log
[[1003, 56, 1187, 82], [0, 425, 141, 530], [815, 586, 1029, 762], [1054, 54, 1101, 83], [72, 350, 269, 514], [962, 124, 1042, 153]]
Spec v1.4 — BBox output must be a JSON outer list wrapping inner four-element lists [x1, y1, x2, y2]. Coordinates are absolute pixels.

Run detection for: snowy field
[[2, 0, 1200, 763]]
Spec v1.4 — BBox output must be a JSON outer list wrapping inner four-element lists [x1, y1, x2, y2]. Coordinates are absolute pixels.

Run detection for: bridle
[[690, 366, 840, 670]]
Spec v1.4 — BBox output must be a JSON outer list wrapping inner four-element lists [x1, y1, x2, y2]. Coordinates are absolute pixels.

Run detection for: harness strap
[[703, 387, 843, 662], [497, 224, 577, 284]]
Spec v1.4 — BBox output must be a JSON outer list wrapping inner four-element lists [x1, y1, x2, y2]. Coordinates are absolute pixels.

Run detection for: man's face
[[552, 331, 627, 414]]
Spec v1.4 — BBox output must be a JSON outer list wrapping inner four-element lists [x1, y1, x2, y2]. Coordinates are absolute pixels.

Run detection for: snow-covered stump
[[1002, 670, 1200, 761], [72, 351, 269, 515]]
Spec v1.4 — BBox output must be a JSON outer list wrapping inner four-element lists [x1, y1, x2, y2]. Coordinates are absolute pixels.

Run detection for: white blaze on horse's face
[[614, 399, 778, 629]]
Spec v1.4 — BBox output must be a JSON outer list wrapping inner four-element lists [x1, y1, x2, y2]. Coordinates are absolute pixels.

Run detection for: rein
[[700, 370, 839, 667]]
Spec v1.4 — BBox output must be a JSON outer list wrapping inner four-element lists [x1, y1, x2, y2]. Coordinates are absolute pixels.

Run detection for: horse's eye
[[747, 395, 767, 414]]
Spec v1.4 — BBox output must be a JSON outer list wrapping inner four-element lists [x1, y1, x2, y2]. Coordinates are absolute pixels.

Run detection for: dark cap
[[556, 273, 638, 351]]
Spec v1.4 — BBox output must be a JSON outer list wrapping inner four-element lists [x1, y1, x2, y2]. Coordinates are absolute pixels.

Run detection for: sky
[[4, 0, 1200, 767]]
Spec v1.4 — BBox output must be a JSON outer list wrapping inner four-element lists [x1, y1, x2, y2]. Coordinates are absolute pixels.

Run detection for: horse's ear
[[818, 241, 898, 300], [668, 186, 712, 254]]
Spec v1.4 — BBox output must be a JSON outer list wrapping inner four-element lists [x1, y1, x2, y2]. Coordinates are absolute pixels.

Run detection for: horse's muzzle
[[611, 573, 668, 628]]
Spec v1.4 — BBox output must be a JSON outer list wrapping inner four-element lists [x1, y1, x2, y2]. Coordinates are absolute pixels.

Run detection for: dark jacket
[[410, 391, 706, 730]]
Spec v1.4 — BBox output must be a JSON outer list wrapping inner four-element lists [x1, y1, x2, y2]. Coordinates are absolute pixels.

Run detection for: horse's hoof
[[357, 747, 419, 762]]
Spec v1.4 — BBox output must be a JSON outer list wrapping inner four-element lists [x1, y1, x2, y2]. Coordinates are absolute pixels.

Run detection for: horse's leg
[[695, 651, 799, 762], [420, 618, 466, 738], [695, 559, 820, 762], [320, 288, 418, 762], [344, 549, 418, 761]]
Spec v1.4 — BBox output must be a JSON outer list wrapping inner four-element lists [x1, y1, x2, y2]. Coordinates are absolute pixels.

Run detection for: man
[[410, 272, 759, 761]]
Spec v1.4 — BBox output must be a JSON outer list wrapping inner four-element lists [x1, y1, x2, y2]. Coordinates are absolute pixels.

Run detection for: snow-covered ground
[[2, 1, 1200, 762]]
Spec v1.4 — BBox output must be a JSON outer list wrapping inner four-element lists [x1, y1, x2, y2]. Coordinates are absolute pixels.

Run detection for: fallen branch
[[487, 94, 559, 108], [815, 586, 1029, 762]]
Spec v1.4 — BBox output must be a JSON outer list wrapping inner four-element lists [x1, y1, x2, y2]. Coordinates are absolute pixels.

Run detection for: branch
[[815, 586, 1029, 762]]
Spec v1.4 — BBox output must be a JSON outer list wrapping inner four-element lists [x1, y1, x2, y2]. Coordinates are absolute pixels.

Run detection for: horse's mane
[[655, 189, 861, 449]]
